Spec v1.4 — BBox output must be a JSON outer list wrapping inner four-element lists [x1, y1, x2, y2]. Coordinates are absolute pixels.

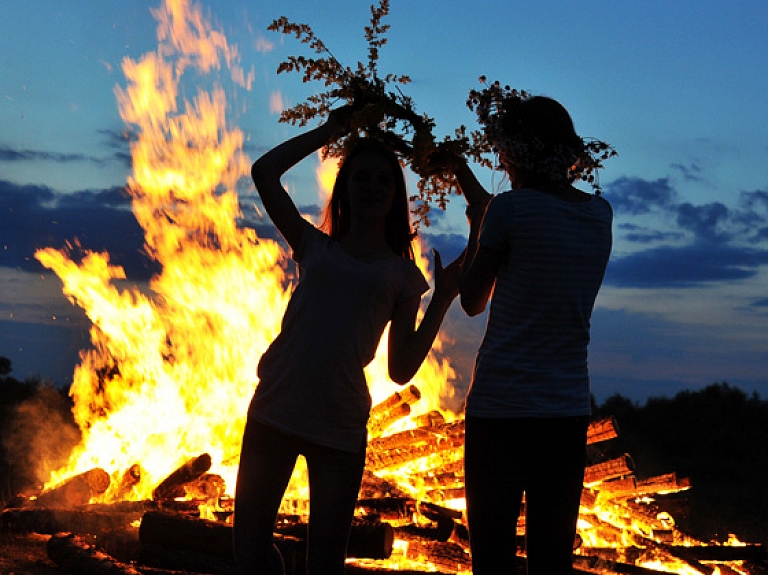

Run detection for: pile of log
[[2, 384, 767, 575]]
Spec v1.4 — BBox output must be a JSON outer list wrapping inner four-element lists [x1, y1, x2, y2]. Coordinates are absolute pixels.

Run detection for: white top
[[253, 226, 428, 451], [466, 188, 613, 418]]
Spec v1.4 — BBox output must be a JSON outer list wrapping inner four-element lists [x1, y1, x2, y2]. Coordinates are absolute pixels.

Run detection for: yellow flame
[[35, 0, 459, 512]]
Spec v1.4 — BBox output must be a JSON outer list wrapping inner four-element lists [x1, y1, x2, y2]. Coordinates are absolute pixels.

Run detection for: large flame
[[34, 0, 458, 508]]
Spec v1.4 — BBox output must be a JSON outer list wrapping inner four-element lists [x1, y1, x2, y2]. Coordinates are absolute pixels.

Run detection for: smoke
[[1, 385, 81, 491]]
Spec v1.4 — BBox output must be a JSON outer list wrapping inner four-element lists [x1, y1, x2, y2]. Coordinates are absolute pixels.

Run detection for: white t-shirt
[[466, 189, 613, 418], [253, 226, 428, 452]]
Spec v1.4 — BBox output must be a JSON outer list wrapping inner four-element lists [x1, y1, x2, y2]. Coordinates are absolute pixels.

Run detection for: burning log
[[586, 416, 619, 444], [0, 505, 148, 536], [182, 473, 226, 501], [367, 416, 617, 474], [151, 453, 211, 501], [636, 472, 690, 494], [583, 453, 634, 484], [34, 468, 111, 508], [359, 470, 410, 499], [368, 384, 422, 437], [116, 464, 142, 500], [139, 510, 395, 561], [403, 539, 471, 574], [47, 532, 143, 575], [366, 421, 464, 472]]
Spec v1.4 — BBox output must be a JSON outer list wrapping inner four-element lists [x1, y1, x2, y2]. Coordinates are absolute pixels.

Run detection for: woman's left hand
[[432, 249, 461, 302]]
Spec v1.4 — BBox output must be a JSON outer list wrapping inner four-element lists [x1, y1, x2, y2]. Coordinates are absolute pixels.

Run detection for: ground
[[0, 532, 65, 575]]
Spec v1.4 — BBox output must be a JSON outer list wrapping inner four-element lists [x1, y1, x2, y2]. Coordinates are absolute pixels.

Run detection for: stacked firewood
[[1, 384, 767, 574]]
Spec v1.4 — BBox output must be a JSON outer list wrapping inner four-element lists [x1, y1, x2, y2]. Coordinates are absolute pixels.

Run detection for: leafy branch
[[267, 1, 467, 226]]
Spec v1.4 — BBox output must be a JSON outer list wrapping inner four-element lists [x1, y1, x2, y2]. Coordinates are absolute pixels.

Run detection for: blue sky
[[1, 0, 767, 404]]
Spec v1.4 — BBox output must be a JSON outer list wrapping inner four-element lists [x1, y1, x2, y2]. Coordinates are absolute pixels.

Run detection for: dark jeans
[[233, 417, 367, 575], [464, 415, 589, 575]]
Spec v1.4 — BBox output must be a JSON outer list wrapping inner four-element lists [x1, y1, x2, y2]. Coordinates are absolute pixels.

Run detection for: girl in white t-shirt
[[233, 107, 461, 574]]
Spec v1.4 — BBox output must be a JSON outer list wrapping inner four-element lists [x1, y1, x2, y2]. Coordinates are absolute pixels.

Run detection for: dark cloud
[[676, 201, 731, 242], [0, 130, 132, 169], [605, 242, 768, 288], [604, 175, 768, 288], [734, 190, 768, 243], [0, 180, 158, 280], [0, 145, 95, 164], [96, 129, 133, 169], [618, 223, 683, 244], [604, 176, 677, 216]]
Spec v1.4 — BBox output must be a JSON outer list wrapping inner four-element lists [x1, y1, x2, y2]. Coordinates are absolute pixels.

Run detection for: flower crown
[[467, 79, 617, 193]]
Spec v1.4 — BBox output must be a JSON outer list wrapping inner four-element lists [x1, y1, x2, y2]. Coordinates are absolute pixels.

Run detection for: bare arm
[[250, 114, 343, 250], [387, 250, 460, 384], [453, 160, 492, 208], [459, 195, 500, 317]]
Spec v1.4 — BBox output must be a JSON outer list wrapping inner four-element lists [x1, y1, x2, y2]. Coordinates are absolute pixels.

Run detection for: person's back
[[468, 187, 612, 418]]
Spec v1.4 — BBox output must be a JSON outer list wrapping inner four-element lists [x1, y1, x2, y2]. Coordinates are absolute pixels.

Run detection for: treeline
[[1, 359, 766, 546], [591, 382, 768, 547]]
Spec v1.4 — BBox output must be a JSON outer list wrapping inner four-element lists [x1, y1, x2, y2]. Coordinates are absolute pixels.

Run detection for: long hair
[[320, 138, 416, 259]]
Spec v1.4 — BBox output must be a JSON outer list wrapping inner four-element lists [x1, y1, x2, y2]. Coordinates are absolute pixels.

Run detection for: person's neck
[[522, 180, 592, 202]]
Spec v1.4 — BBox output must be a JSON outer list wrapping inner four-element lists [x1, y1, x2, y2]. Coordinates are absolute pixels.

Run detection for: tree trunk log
[[0, 505, 147, 535], [47, 532, 143, 575], [151, 454, 211, 501], [139, 510, 394, 560], [34, 468, 111, 508]]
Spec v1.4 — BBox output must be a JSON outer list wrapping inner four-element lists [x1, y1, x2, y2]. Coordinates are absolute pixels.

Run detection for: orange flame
[[34, 0, 459, 511]]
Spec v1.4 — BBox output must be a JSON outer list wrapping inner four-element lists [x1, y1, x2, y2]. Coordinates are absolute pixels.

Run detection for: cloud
[[670, 162, 705, 182], [0, 145, 99, 165], [605, 176, 677, 216], [605, 174, 768, 288], [605, 242, 768, 288], [676, 201, 731, 242], [0, 180, 158, 281], [618, 223, 683, 244], [0, 131, 132, 170]]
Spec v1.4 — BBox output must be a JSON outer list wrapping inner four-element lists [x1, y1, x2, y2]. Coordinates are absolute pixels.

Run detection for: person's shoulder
[[293, 223, 330, 260], [592, 194, 613, 214]]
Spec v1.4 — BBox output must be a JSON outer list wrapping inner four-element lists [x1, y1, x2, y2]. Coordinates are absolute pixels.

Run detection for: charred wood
[[47, 532, 143, 575], [0, 506, 147, 536], [667, 542, 766, 562], [139, 510, 394, 560], [138, 511, 232, 558]]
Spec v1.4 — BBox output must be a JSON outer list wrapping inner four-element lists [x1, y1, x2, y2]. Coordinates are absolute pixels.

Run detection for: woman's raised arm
[[251, 113, 345, 250]]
